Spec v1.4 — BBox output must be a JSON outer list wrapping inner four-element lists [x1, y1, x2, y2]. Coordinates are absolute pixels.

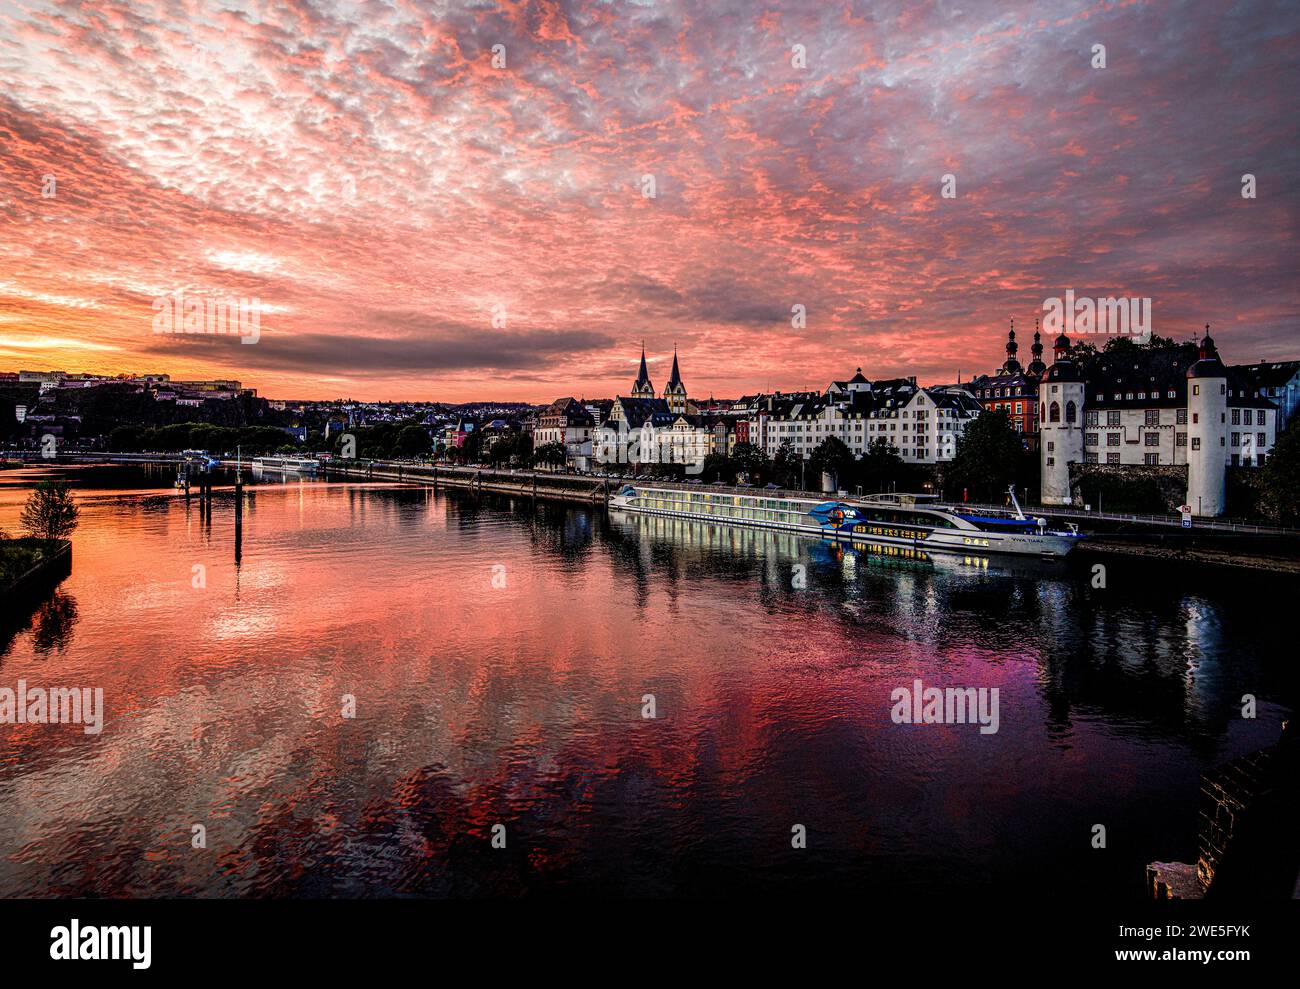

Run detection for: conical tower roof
[[636, 346, 651, 385]]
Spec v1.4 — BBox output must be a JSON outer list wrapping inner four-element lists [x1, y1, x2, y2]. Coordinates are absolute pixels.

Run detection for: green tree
[[808, 436, 854, 489], [945, 411, 1027, 503], [730, 441, 770, 483], [495, 432, 533, 466], [772, 442, 801, 489], [1066, 340, 1099, 364], [1260, 418, 1300, 525], [19, 480, 80, 540], [856, 437, 906, 494], [108, 425, 142, 451], [533, 441, 567, 469], [512, 431, 534, 465], [699, 452, 734, 483], [394, 424, 432, 459]]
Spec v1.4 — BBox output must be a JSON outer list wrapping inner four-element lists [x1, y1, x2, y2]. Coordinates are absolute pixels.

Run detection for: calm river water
[[0, 465, 1293, 898]]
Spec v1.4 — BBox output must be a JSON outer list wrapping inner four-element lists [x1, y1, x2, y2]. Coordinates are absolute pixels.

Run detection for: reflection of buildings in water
[[1179, 599, 1227, 710], [609, 505, 1283, 745], [609, 509, 807, 568], [1027, 578, 1276, 746], [610, 510, 1056, 597]]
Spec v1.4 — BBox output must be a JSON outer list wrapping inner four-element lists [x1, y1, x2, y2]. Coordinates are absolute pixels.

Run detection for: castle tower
[[1186, 325, 1227, 516], [1039, 358, 1085, 505], [1027, 319, 1047, 377], [1000, 319, 1022, 374], [631, 344, 655, 399], [1053, 331, 1071, 363], [664, 347, 687, 414]]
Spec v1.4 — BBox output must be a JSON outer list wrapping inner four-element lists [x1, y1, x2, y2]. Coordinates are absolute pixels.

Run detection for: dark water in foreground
[[0, 465, 1294, 898]]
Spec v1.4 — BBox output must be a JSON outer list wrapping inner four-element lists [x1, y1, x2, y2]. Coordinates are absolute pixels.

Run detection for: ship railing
[[932, 498, 1300, 536]]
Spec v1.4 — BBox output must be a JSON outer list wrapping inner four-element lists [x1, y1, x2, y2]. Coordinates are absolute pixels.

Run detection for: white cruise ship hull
[[250, 457, 319, 475], [609, 485, 1081, 559]]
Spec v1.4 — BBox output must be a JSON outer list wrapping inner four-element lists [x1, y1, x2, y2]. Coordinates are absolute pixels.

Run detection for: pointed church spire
[[664, 344, 687, 412], [668, 345, 682, 387], [632, 341, 655, 398]]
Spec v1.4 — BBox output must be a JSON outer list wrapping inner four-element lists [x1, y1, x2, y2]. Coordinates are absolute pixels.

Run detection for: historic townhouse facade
[[535, 397, 596, 470], [749, 372, 981, 465]]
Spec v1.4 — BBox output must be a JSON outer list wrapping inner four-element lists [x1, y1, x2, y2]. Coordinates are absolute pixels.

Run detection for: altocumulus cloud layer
[[0, 0, 1296, 401]]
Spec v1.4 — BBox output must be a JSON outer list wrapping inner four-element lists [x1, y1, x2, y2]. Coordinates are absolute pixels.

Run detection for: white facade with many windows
[[749, 379, 982, 465]]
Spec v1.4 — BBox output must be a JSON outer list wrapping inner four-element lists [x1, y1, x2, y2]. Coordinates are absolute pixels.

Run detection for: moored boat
[[608, 482, 1082, 558], [251, 456, 320, 476]]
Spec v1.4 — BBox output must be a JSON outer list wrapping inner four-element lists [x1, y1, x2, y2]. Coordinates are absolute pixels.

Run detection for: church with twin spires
[[629, 345, 689, 414]]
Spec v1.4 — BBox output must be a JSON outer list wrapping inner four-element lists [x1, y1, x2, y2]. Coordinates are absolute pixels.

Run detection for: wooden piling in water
[[234, 469, 243, 563]]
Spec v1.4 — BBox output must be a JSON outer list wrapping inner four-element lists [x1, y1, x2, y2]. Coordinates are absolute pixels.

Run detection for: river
[[0, 464, 1293, 897]]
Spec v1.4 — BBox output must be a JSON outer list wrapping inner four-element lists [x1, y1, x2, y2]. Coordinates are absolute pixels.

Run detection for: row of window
[[1097, 389, 1180, 402], [1079, 452, 1269, 466], [988, 401, 1035, 416], [1081, 430, 1269, 448], [980, 388, 1035, 398]]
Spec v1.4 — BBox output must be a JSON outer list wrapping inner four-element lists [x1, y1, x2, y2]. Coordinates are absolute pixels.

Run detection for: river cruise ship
[[250, 456, 320, 476], [608, 483, 1082, 558]]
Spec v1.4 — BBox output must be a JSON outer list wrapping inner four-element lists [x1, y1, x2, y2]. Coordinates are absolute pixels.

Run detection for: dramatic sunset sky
[[0, 0, 1296, 402]]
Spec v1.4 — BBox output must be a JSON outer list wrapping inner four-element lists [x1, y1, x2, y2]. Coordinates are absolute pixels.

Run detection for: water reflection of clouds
[[1, 476, 1294, 898], [207, 609, 280, 641]]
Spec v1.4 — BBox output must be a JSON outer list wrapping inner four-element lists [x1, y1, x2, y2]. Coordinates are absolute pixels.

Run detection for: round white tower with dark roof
[[1186, 326, 1227, 516], [1039, 358, 1085, 505]]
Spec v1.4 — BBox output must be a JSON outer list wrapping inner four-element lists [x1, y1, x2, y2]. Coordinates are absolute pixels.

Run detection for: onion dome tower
[[1000, 319, 1022, 374], [1053, 330, 1071, 363], [1027, 319, 1047, 377]]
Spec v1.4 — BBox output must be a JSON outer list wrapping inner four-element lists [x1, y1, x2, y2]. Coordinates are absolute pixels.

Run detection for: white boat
[[608, 483, 1082, 558], [181, 449, 220, 470], [250, 456, 319, 476]]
